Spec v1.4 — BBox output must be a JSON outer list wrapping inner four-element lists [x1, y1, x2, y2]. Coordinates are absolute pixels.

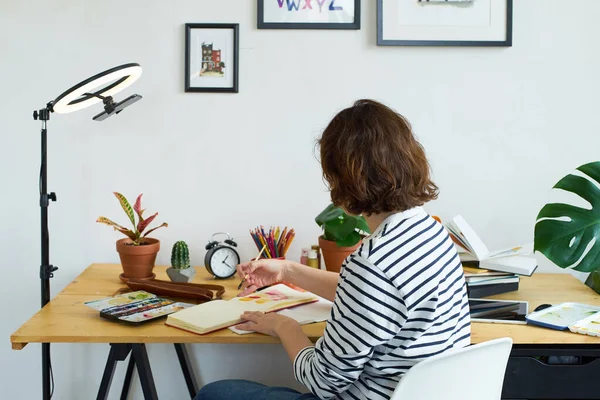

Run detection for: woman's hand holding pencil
[[237, 244, 266, 290], [236, 257, 288, 296]]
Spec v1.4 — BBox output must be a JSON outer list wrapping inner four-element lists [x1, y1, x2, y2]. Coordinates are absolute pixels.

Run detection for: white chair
[[390, 337, 513, 400]]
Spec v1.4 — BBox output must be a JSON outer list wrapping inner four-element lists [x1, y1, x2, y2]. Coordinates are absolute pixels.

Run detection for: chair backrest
[[389, 338, 513, 400]]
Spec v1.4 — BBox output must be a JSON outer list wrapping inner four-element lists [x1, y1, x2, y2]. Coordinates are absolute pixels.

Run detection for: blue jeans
[[195, 379, 320, 400]]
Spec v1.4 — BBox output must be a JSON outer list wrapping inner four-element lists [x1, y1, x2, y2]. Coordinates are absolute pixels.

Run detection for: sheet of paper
[[229, 297, 333, 335]]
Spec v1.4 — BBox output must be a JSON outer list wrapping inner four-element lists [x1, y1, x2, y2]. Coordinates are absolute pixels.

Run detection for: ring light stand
[[32, 63, 142, 400]]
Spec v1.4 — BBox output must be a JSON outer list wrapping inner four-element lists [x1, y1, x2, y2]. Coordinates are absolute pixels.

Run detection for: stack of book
[[444, 215, 538, 298], [462, 267, 520, 298]]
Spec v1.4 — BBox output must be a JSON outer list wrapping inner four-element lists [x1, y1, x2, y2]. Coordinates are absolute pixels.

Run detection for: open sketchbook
[[445, 215, 537, 276], [229, 296, 333, 335], [165, 283, 319, 335]]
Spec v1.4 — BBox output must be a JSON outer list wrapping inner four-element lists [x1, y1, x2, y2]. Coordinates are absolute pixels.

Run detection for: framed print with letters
[[258, 0, 360, 30]]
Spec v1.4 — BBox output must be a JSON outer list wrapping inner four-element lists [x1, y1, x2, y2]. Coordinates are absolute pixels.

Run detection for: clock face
[[209, 247, 240, 278]]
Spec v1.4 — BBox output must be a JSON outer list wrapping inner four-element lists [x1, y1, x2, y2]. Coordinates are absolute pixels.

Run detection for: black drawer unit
[[502, 345, 600, 399]]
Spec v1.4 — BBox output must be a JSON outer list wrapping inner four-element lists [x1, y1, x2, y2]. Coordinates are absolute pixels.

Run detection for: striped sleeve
[[293, 255, 406, 399]]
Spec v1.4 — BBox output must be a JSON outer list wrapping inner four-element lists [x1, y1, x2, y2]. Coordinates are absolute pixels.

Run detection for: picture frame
[[185, 23, 239, 93], [258, 0, 360, 30], [377, 0, 512, 47]]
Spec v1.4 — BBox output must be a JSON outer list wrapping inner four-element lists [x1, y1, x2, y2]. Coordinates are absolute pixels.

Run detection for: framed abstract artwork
[[377, 0, 512, 46], [258, 0, 360, 30], [185, 23, 239, 93]]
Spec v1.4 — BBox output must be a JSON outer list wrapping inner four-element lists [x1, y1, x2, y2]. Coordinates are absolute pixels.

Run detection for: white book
[[466, 276, 520, 287], [465, 274, 518, 283], [477, 256, 538, 277], [445, 215, 537, 276]]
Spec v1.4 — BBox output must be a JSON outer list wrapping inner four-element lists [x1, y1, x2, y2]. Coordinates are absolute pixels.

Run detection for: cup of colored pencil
[[249, 226, 295, 259]]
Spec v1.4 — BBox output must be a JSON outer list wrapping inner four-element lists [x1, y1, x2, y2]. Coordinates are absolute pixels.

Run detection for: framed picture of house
[[377, 0, 512, 47], [185, 23, 239, 93], [258, 0, 360, 30]]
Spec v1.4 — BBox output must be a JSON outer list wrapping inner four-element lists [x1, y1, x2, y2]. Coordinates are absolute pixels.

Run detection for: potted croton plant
[[534, 161, 600, 293], [97, 192, 168, 282], [315, 203, 371, 273]]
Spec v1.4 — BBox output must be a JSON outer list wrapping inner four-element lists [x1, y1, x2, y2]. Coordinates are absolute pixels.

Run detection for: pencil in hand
[[238, 244, 266, 290]]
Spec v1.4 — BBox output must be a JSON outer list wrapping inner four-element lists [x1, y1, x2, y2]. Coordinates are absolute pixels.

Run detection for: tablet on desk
[[469, 298, 529, 325]]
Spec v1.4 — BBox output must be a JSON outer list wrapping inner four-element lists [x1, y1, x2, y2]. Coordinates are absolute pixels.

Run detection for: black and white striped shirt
[[294, 207, 471, 400]]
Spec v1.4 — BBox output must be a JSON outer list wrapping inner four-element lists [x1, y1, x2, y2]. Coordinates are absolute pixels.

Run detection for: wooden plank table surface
[[11, 264, 600, 350]]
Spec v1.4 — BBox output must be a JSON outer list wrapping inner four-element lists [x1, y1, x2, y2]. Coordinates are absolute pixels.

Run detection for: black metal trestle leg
[[96, 343, 198, 399], [174, 343, 199, 398], [97, 344, 132, 400], [132, 344, 159, 400], [120, 353, 136, 400]]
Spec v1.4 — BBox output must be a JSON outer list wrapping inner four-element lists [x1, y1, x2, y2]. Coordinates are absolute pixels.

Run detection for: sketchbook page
[[229, 297, 333, 335], [445, 222, 473, 254], [458, 251, 478, 262], [451, 215, 490, 260], [484, 243, 534, 260], [167, 299, 246, 332], [230, 283, 319, 313]]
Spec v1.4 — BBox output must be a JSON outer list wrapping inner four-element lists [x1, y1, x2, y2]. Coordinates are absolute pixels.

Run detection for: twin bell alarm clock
[[204, 232, 240, 279]]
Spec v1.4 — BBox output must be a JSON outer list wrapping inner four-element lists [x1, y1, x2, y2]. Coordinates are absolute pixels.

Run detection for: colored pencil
[[249, 225, 295, 258]]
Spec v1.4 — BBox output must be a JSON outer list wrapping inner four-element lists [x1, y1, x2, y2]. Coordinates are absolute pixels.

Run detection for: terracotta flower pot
[[116, 238, 160, 280], [318, 236, 361, 273]]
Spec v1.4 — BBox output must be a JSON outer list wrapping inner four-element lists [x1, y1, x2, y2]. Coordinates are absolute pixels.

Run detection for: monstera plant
[[534, 161, 600, 293], [315, 203, 371, 273]]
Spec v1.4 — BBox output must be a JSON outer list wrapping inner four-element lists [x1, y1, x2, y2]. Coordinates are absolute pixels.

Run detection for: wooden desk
[[11, 264, 325, 350], [11, 264, 600, 399]]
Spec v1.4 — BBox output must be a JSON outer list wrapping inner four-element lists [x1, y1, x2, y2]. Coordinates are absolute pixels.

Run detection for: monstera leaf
[[534, 162, 600, 273]]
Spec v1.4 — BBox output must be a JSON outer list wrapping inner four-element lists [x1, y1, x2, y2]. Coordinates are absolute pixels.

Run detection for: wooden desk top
[[11, 264, 600, 350]]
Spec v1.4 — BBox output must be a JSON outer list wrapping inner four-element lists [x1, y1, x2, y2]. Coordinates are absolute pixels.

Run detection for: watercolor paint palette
[[526, 302, 600, 331], [569, 313, 600, 337], [85, 290, 194, 325]]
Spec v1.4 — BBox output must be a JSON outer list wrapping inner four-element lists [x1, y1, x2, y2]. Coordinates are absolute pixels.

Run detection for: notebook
[[165, 283, 319, 335]]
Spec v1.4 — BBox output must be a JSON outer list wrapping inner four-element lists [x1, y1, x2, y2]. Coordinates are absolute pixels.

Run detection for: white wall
[[2, 0, 599, 398]]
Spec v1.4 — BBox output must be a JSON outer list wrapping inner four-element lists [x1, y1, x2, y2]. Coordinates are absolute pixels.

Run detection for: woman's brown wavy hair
[[318, 99, 439, 216]]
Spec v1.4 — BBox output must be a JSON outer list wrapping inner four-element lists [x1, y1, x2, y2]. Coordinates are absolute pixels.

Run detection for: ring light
[[52, 63, 142, 114], [32, 62, 143, 400]]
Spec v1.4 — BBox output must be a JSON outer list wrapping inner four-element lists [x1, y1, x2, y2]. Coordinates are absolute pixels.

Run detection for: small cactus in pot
[[166, 241, 196, 282]]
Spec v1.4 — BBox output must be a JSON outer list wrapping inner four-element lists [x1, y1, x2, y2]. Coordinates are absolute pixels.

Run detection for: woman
[[196, 99, 471, 400]]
